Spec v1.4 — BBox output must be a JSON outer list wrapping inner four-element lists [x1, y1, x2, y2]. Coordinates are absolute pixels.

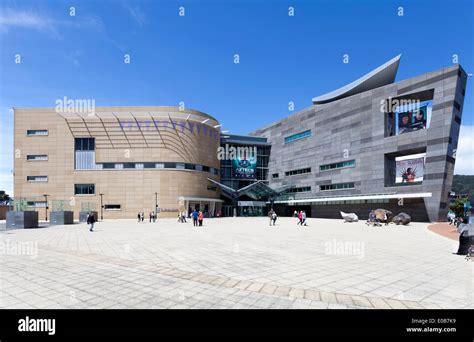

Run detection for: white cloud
[[454, 125, 474, 175], [0, 7, 59, 37]]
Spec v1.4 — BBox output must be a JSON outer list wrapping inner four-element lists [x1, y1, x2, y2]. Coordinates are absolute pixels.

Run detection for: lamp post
[[43, 194, 49, 221], [155, 192, 158, 214], [99, 193, 104, 220]]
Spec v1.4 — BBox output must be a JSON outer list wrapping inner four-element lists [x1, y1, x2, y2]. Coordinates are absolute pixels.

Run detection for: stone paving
[[0, 217, 472, 309]]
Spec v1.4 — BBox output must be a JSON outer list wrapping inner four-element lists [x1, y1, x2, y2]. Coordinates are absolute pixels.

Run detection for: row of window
[[286, 187, 311, 193], [319, 160, 355, 171], [27, 130, 48, 136], [273, 160, 355, 179], [284, 130, 311, 144], [27, 176, 48, 182], [285, 167, 311, 177], [320, 182, 355, 191], [27, 155, 48, 161], [313, 198, 389, 205], [99, 162, 219, 174]]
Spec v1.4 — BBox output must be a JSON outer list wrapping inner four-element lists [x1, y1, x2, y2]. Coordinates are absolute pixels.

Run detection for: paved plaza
[[0, 217, 472, 309]]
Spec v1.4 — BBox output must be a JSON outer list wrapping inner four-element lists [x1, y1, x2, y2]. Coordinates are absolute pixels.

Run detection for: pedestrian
[[152, 211, 156, 223], [198, 211, 204, 226], [137, 212, 141, 223], [271, 211, 277, 226], [181, 212, 187, 223], [294, 210, 298, 218], [192, 209, 198, 227], [87, 212, 96, 232], [301, 211, 307, 226], [149, 212, 152, 223], [268, 209, 274, 226], [297, 211, 303, 225], [141, 212, 144, 222]]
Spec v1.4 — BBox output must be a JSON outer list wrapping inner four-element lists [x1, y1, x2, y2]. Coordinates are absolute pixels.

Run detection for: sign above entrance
[[238, 201, 266, 207]]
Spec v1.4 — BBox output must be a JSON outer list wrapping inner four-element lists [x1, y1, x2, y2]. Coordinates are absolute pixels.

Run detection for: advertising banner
[[232, 154, 257, 179], [395, 157, 424, 183]]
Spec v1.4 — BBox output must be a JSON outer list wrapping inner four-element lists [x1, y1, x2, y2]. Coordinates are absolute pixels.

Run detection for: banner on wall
[[395, 157, 425, 183], [232, 153, 257, 179]]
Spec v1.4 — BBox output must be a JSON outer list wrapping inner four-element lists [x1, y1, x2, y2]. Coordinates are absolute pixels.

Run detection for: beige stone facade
[[13, 106, 222, 219]]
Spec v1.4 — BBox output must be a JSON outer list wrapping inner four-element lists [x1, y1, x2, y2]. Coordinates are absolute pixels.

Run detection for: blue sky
[[0, 0, 473, 195]]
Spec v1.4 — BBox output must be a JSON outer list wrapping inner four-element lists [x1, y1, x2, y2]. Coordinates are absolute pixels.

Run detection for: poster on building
[[395, 157, 425, 183], [232, 154, 257, 179], [395, 101, 432, 135]]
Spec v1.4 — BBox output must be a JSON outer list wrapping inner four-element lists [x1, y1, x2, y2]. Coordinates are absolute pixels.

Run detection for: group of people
[[177, 212, 187, 223], [191, 209, 204, 226], [268, 209, 278, 226], [294, 210, 308, 226], [137, 211, 157, 223]]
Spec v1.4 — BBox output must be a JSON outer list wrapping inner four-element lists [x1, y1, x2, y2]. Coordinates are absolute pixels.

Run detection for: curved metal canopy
[[312, 54, 401, 105]]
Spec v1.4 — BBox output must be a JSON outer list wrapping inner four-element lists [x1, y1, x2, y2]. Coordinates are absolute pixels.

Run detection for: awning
[[207, 178, 292, 201], [272, 192, 432, 204]]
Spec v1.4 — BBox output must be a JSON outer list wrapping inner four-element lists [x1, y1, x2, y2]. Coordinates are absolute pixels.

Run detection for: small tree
[[449, 198, 467, 217]]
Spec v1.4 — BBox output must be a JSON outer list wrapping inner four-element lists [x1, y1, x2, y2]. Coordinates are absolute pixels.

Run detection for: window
[[27, 176, 48, 182], [164, 163, 176, 169], [320, 182, 355, 191], [176, 163, 185, 169], [74, 138, 95, 151], [74, 184, 95, 195], [104, 204, 121, 210], [272, 173, 279, 179], [286, 186, 311, 193], [102, 163, 116, 169], [123, 163, 135, 169], [27, 130, 48, 136], [26, 201, 47, 207], [284, 130, 311, 144], [319, 160, 355, 171], [27, 155, 48, 161], [285, 168, 311, 177]]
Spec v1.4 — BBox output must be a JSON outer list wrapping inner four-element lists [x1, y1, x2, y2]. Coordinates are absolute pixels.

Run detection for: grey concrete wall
[[251, 64, 467, 222]]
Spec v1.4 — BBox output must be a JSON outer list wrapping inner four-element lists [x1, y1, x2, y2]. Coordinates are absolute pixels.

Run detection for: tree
[[449, 198, 467, 217], [0, 191, 11, 204]]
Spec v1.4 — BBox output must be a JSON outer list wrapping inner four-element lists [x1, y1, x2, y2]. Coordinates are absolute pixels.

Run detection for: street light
[[155, 192, 158, 213], [43, 194, 49, 221], [99, 193, 104, 220]]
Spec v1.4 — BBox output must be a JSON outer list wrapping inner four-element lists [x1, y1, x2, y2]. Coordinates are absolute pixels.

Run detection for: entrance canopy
[[206, 178, 291, 201]]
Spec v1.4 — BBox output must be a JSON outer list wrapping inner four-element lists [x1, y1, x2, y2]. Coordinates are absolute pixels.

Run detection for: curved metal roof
[[312, 54, 401, 105]]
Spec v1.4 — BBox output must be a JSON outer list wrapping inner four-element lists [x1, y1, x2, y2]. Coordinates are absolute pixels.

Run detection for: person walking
[[141, 212, 144, 222], [301, 211, 307, 226], [271, 211, 277, 226], [268, 209, 274, 226], [192, 209, 198, 227], [149, 212, 152, 223], [297, 211, 303, 225], [137, 212, 141, 223], [181, 212, 187, 223], [87, 212, 96, 232], [198, 211, 204, 226], [152, 211, 156, 223]]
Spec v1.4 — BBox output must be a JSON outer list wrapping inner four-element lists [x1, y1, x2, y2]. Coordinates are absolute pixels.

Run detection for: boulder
[[373, 209, 393, 223], [340, 211, 359, 222], [392, 212, 411, 225]]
